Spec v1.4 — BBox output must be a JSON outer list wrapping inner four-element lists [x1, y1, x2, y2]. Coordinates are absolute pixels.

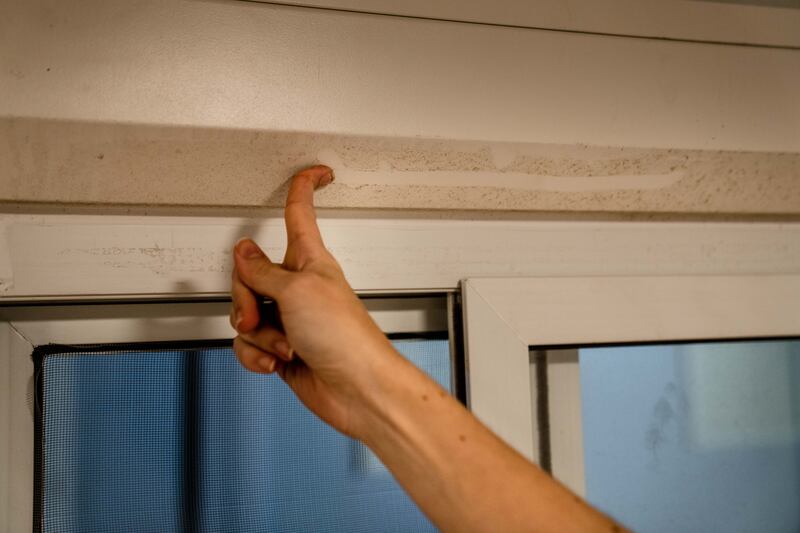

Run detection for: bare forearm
[[358, 347, 625, 533], [232, 166, 627, 533]]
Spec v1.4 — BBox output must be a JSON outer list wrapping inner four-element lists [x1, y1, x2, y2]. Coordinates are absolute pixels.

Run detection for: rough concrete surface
[[2, 117, 799, 216]]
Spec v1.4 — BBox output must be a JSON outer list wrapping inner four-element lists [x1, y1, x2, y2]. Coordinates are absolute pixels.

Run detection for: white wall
[[1, 0, 799, 215]]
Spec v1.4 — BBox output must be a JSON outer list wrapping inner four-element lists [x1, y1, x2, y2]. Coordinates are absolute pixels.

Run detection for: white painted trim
[[542, 349, 586, 497], [2, 215, 800, 301], [462, 282, 536, 461], [462, 274, 800, 496], [468, 275, 800, 346], [0, 323, 8, 532], [0, 323, 34, 533], [265, 0, 800, 48], [0, 297, 447, 347]]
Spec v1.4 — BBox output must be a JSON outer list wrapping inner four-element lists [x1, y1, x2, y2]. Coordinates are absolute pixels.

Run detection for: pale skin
[[231, 165, 628, 533]]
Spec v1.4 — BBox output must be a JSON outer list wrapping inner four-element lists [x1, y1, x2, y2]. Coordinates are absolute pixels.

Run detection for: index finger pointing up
[[284, 164, 334, 251]]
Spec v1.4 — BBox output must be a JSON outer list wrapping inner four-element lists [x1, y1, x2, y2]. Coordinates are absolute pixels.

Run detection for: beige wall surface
[[254, 0, 800, 47], [1, 0, 799, 216], [2, 117, 799, 215]]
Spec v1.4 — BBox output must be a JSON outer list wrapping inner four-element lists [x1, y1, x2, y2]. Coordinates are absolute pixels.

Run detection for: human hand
[[230, 165, 399, 438]]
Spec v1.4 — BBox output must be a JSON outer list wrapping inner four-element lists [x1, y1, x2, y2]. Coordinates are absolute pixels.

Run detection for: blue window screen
[[41, 352, 187, 532], [38, 339, 450, 533], [579, 340, 800, 533]]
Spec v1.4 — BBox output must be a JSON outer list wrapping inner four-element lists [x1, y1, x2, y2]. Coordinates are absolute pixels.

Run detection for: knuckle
[[292, 167, 316, 180], [232, 338, 246, 361], [285, 202, 314, 223], [252, 259, 274, 279], [316, 259, 345, 280], [285, 199, 304, 212], [246, 329, 274, 351]]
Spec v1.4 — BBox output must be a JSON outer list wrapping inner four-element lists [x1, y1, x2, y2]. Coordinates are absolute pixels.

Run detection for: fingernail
[[275, 340, 292, 359], [237, 239, 264, 259], [234, 316, 243, 331], [320, 170, 334, 186], [258, 356, 276, 372]]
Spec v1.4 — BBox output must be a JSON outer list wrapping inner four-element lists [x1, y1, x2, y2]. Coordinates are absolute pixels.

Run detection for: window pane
[[39, 339, 449, 532], [580, 340, 800, 533]]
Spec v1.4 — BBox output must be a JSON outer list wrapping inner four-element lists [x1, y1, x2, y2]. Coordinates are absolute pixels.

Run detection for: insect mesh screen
[[35, 339, 450, 533]]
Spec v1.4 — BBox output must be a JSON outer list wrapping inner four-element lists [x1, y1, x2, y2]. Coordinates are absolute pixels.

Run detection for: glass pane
[[579, 340, 800, 533], [40, 339, 449, 532]]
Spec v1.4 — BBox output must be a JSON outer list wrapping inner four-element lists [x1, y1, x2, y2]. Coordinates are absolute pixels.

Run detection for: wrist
[[350, 343, 444, 452], [346, 340, 408, 441]]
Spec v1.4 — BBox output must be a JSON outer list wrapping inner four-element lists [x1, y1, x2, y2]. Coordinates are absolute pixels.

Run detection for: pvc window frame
[[0, 295, 450, 533], [2, 215, 800, 528], [462, 274, 800, 496]]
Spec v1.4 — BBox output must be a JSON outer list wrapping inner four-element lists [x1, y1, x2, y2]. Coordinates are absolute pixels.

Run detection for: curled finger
[[231, 266, 260, 334], [233, 335, 281, 374], [240, 325, 294, 362]]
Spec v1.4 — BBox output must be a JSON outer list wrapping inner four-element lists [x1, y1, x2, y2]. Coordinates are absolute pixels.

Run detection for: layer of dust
[[1, 117, 799, 215]]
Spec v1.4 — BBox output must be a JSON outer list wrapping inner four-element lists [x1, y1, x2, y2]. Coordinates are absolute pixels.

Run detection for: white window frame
[[3, 215, 800, 300], [2, 215, 800, 529], [0, 295, 449, 532], [462, 274, 800, 496]]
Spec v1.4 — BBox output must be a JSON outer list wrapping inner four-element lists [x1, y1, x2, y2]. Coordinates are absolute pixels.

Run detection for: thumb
[[233, 239, 292, 299]]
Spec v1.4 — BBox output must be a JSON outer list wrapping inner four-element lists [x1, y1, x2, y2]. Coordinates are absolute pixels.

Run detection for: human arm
[[230, 165, 627, 533]]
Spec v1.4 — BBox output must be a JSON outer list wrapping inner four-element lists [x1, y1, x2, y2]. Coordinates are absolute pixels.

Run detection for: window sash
[[1, 296, 449, 532], [461, 274, 800, 495]]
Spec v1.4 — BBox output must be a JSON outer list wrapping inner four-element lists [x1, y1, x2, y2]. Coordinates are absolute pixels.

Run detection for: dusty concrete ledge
[[2, 117, 799, 215]]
